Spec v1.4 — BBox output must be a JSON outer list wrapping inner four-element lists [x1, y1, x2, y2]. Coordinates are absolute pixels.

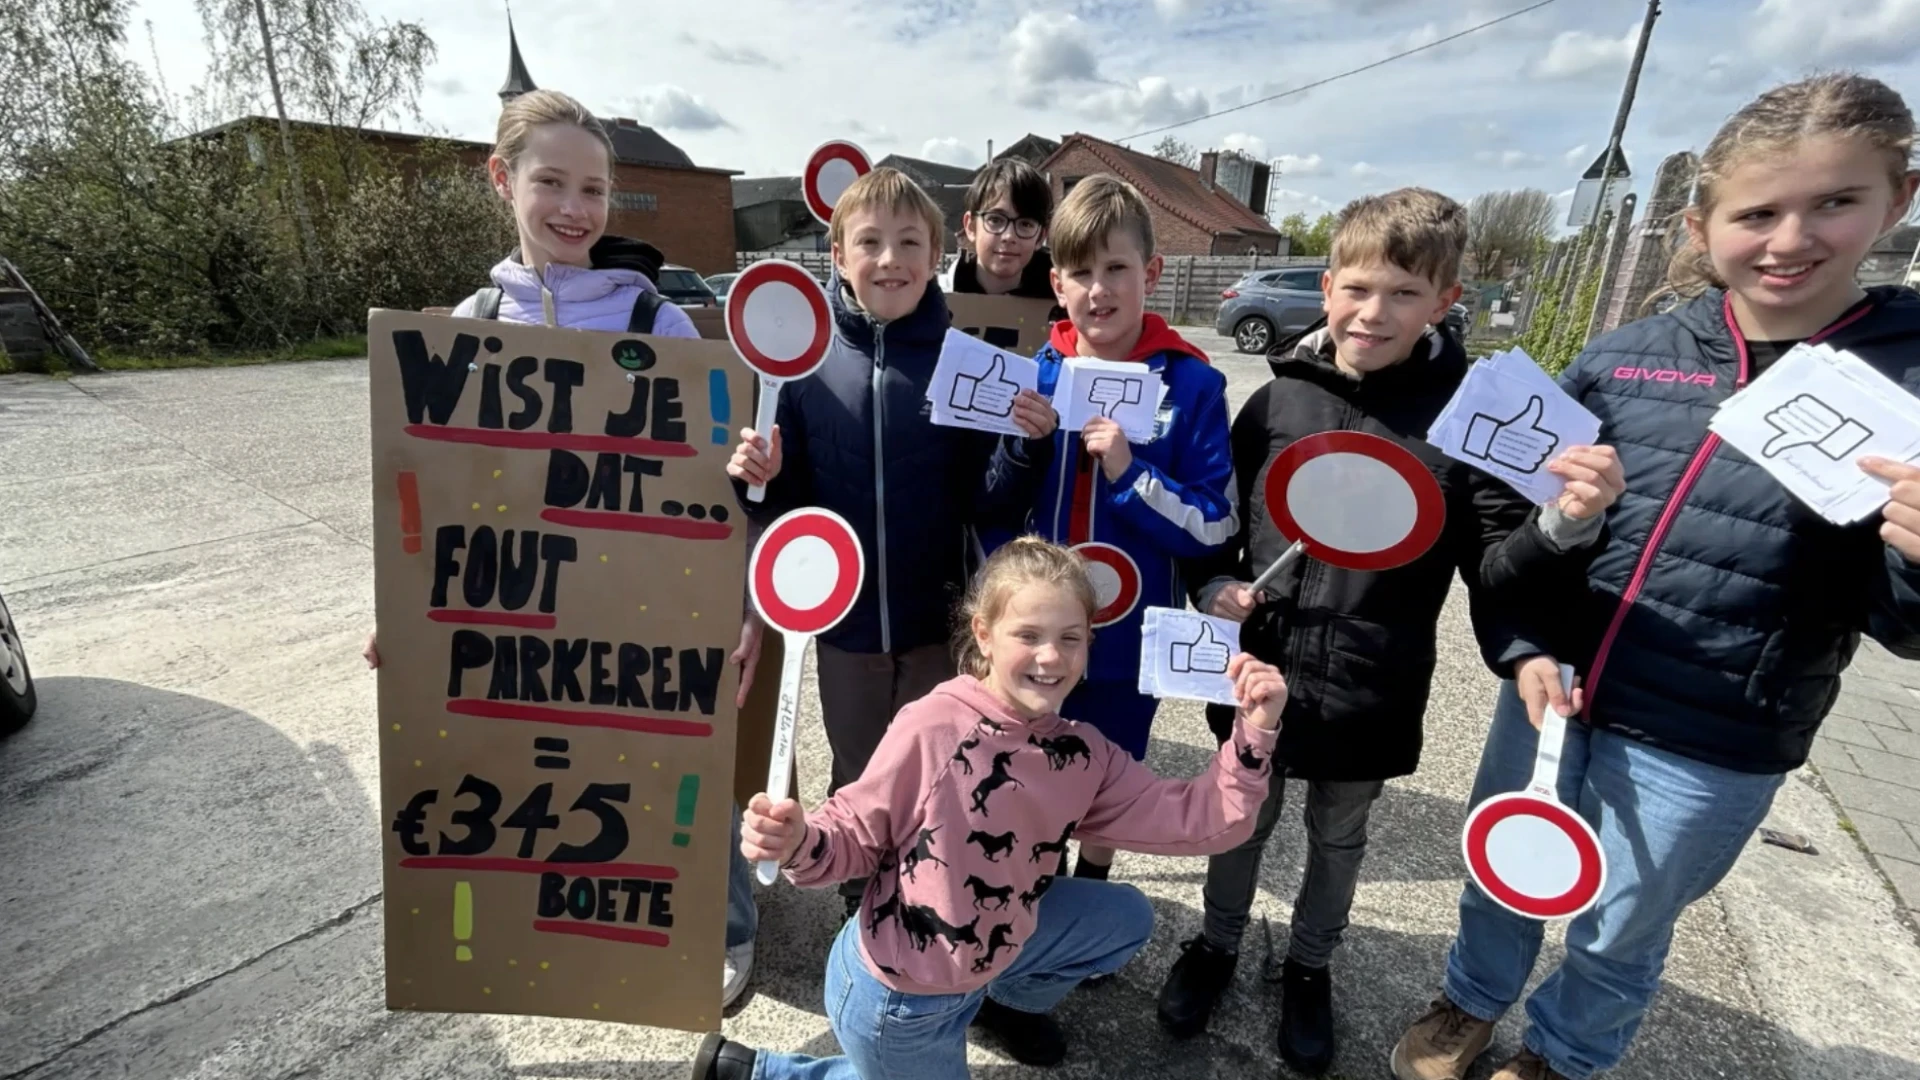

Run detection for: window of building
[[611, 192, 658, 212]]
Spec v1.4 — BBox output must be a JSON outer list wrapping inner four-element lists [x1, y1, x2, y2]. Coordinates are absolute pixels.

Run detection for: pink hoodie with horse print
[[781, 675, 1275, 995]]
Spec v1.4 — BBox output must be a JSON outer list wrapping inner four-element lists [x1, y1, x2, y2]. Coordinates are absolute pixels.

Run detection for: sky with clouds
[[129, 0, 1920, 229]]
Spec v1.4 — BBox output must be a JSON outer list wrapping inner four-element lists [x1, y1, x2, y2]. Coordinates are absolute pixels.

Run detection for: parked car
[[657, 264, 719, 307], [1215, 265, 1327, 354], [0, 588, 37, 734], [705, 272, 738, 304]]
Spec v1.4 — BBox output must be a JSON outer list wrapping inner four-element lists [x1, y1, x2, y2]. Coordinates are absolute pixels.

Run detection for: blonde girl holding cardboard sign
[[360, 89, 767, 1007]]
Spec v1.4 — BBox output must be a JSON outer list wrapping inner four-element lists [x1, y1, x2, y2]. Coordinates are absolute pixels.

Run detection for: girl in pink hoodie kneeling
[[694, 537, 1286, 1080]]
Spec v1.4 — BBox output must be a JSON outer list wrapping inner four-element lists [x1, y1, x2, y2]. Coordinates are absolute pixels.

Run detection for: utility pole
[[1545, 0, 1660, 354]]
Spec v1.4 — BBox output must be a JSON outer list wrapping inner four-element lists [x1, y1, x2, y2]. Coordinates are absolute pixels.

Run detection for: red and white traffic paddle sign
[[803, 140, 871, 225], [1073, 542, 1142, 628], [748, 508, 865, 884], [726, 260, 833, 502], [1249, 430, 1447, 593], [1463, 665, 1606, 920]]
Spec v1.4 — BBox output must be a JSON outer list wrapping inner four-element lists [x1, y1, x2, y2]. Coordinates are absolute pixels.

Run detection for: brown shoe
[[1490, 1049, 1570, 1080], [1390, 997, 1495, 1080]]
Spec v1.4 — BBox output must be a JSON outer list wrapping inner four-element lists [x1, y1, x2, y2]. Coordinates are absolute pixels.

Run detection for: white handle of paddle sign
[[757, 632, 808, 885], [1248, 538, 1306, 597], [746, 375, 781, 504], [1527, 663, 1577, 800]]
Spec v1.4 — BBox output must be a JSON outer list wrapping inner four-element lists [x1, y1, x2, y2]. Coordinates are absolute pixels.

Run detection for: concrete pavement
[[1, 345, 1917, 1080]]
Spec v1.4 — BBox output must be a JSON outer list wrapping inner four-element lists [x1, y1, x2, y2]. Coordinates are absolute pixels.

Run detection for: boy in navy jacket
[[728, 168, 1054, 911]]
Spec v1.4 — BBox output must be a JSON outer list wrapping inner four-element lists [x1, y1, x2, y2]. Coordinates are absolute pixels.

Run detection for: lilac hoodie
[[783, 675, 1277, 995], [450, 249, 698, 339]]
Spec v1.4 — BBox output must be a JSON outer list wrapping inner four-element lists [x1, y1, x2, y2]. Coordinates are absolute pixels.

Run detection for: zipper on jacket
[[1581, 294, 1876, 717], [873, 329, 892, 654]]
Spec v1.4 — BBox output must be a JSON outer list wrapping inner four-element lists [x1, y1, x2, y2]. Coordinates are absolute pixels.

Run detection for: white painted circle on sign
[[1485, 815, 1583, 899], [771, 535, 837, 611], [817, 159, 860, 209], [1087, 561, 1122, 607], [1287, 452, 1418, 554], [740, 280, 817, 365]]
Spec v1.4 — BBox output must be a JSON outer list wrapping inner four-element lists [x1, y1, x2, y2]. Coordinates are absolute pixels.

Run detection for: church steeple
[[499, 13, 536, 103]]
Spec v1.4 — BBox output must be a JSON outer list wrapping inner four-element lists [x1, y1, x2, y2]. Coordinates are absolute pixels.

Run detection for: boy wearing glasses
[[941, 159, 1058, 302]]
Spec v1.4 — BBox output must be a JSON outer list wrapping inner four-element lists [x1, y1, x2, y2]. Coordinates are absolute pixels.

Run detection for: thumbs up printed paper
[[1709, 342, 1920, 524], [1428, 348, 1601, 505], [929, 329, 1040, 436], [1138, 606, 1242, 705]]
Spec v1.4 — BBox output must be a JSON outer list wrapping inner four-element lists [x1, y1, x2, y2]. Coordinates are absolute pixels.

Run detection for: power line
[[1118, 0, 1564, 145]]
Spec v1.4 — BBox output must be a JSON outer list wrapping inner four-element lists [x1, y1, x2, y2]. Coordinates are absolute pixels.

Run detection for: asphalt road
[[1, 337, 1917, 1080]]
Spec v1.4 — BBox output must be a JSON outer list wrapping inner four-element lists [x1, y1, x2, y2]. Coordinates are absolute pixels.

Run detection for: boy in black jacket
[[1153, 189, 1624, 1073]]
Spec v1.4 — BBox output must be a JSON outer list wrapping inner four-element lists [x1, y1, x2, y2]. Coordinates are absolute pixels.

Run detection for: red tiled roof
[[1042, 133, 1281, 241]]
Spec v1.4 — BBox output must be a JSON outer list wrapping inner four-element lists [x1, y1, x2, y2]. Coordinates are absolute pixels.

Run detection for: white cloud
[[1072, 76, 1207, 127], [1008, 11, 1099, 100], [1153, 0, 1204, 15], [1564, 144, 1590, 166], [1274, 153, 1328, 176], [1221, 132, 1268, 159], [677, 32, 781, 69], [1476, 149, 1544, 170], [920, 137, 982, 168], [1533, 22, 1640, 79], [1750, 0, 1920, 63], [1350, 161, 1382, 178], [609, 86, 730, 130], [1270, 188, 1337, 217]]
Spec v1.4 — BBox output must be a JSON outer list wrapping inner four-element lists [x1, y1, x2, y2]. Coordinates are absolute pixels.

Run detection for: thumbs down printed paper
[[1710, 342, 1920, 525], [928, 329, 1041, 436], [1138, 606, 1242, 705], [1428, 348, 1601, 505], [1057, 357, 1168, 442]]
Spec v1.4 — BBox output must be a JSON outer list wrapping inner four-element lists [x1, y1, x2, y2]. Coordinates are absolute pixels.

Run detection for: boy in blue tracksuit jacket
[[992, 174, 1236, 880]]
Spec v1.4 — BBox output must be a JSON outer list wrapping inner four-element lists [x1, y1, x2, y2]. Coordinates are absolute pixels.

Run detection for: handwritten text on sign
[[372, 312, 748, 1032]]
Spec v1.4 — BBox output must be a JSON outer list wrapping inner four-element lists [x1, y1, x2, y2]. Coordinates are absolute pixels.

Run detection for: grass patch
[[1, 334, 367, 375]]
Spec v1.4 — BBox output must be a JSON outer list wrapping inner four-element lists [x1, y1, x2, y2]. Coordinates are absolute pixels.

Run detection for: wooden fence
[[735, 251, 1325, 327]]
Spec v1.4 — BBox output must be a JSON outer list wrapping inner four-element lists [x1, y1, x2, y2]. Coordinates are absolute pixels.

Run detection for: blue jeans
[[752, 877, 1155, 1080], [1443, 682, 1784, 1079], [728, 804, 757, 949]]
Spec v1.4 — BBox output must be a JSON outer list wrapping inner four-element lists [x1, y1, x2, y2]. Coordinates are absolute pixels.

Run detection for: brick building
[[1037, 134, 1282, 256], [496, 21, 739, 273], [185, 20, 740, 275]]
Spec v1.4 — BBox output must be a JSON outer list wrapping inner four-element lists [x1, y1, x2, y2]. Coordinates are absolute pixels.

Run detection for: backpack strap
[[471, 287, 503, 320], [628, 290, 665, 334]]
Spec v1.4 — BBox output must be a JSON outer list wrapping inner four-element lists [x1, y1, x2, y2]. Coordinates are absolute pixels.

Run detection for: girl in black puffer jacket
[[1394, 73, 1920, 1080]]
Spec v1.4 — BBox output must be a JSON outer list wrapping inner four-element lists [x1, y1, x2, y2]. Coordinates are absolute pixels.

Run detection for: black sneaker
[[691, 1033, 757, 1080], [972, 996, 1068, 1067], [1155, 935, 1238, 1039], [1277, 958, 1334, 1075]]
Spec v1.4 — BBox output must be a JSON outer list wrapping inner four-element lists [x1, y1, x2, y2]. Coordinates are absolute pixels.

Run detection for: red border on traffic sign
[[1462, 792, 1605, 920], [1263, 430, 1446, 572], [1073, 542, 1142, 628], [750, 508, 865, 637], [804, 140, 872, 225], [725, 261, 832, 382]]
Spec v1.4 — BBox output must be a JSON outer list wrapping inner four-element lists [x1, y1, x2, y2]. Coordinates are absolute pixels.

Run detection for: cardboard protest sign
[[946, 292, 1055, 356], [370, 311, 749, 1032]]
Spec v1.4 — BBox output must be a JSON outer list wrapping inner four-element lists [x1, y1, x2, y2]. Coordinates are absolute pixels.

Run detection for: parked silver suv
[[1215, 266, 1327, 354]]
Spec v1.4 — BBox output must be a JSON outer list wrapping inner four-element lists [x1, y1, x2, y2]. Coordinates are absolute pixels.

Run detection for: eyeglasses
[[979, 211, 1042, 240]]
